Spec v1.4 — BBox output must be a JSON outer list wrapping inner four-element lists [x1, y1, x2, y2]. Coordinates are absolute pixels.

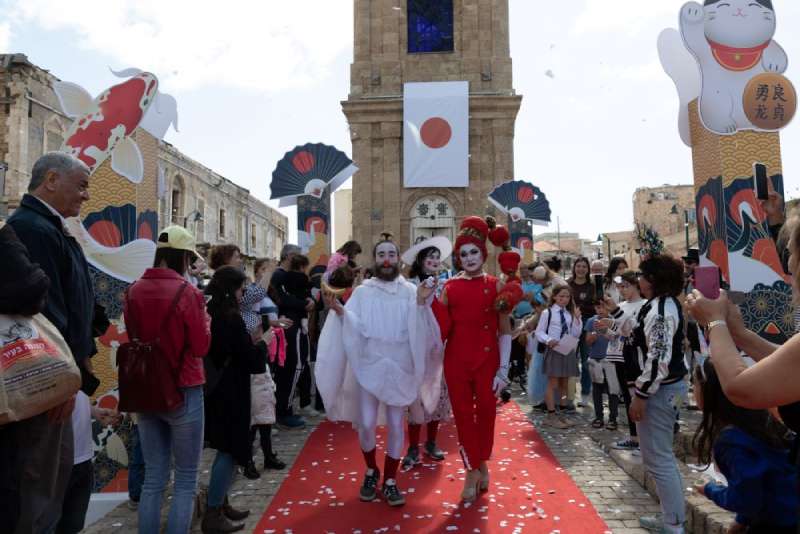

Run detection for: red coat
[[432, 275, 500, 371], [124, 268, 211, 388]]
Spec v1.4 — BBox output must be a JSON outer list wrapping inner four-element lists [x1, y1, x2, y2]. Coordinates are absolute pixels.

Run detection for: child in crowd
[[283, 254, 312, 333], [693, 359, 797, 533], [535, 286, 583, 429], [584, 300, 620, 430], [241, 262, 286, 479], [603, 271, 645, 451], [524, 303, 548, 411]]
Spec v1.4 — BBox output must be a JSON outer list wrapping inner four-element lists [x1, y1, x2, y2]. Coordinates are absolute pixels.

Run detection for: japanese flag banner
[[403, 81, 469, 188]]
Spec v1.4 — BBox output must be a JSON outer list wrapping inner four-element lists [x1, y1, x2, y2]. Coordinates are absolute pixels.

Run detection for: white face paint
[[375, 242, 399, 266], [423, 250, 441, 275], [459, 244, 484, 274]]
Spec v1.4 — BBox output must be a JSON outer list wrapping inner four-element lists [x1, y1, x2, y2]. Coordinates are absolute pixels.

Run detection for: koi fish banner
[[659, 1, 795, 344], [53, 68, 178, 492]]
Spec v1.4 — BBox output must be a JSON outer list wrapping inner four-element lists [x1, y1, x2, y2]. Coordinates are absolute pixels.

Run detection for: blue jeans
[[636, 380, 688, 528], [137, 386, 204, 534], [207, 452, 237, 507], [128, 424, 145, 502], [527, 350, 547, 405]]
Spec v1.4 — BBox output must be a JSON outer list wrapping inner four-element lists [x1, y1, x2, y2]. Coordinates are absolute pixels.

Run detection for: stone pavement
[[514, 389, 661, 534], [84, 387, 726, 533], [82, 413, 322, 534]]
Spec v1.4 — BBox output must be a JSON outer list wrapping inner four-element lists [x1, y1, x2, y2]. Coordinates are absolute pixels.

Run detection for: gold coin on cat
[[743, 73, 797, 131]]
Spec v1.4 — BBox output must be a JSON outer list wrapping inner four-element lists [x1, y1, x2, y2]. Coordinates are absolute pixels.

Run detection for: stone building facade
[[342, 0, 522, 254], [632, 184, 698, 257], [159, 142, 287, 262], [0, 53, 287, 261]]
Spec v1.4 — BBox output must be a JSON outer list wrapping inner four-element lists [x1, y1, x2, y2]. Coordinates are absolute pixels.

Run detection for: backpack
[[536, 308, 553, 353], [118, 282, 188, 413]]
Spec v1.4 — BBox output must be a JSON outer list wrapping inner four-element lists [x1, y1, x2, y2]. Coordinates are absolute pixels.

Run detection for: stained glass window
[[407, 0, 454, 54]]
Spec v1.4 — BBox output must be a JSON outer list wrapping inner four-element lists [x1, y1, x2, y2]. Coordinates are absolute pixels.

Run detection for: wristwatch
[[707, 320, 727, 333]]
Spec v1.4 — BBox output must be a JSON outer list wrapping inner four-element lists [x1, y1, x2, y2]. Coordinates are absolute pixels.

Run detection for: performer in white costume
[[315, 233, 443, 507], [400, 236, 453, 470]]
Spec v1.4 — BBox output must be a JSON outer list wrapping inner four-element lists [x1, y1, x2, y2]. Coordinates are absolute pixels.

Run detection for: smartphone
[[593, 274, 605, 301], [754, 162, 769, 201], [694, 266, 721, 300]]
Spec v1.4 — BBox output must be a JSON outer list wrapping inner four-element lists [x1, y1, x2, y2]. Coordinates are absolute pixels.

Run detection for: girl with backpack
[[534, 285, 583, 429]]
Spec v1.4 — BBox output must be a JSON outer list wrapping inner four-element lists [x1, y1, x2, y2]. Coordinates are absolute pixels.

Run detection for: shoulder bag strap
[[153, 282, 189, 386], [155, 282, 189, 344]]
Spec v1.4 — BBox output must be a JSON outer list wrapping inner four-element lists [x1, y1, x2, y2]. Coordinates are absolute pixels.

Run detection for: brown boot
[[201, 506, 244, 533], [222, 495, 250, 521]]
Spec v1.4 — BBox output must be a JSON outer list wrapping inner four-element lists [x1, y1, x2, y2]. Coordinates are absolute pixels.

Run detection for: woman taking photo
[[604, 255, 688, 533], [687, 211, 800, 432], [123, 227, 211, 534], [202, 266, 271, 533]]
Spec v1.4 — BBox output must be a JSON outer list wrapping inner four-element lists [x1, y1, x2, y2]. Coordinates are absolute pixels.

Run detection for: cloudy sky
[[3, 0, 800, 243]]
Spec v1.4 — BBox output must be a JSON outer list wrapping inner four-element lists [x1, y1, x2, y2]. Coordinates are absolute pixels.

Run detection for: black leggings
[[613, 361, 637, 439], [249, 425, 273, 460]]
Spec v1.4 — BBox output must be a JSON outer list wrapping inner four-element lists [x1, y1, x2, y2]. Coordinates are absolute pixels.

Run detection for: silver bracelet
[[707, 320, 728, 334]]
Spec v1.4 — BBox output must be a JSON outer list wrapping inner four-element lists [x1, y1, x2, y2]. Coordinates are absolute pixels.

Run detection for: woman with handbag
[[122, 226, 211, 534], [202, 266, 272, 533]]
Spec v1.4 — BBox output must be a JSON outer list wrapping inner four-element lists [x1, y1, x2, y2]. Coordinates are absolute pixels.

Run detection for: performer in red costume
[[421, 216, 523, 502]]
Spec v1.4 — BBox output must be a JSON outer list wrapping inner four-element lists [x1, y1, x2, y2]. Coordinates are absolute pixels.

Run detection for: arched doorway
[[409, 195, 455, 246]]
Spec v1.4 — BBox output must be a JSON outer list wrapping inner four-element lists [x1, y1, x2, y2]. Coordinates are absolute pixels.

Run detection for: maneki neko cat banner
[[659, 0, 795, 344], [53, 67, 178, 492]]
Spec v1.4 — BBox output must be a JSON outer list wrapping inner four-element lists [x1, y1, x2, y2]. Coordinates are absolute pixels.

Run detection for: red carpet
[[254, 401, 609, 533]]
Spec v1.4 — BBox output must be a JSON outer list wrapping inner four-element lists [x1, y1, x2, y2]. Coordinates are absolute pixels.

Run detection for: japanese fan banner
[[403, 81, 468, 188]]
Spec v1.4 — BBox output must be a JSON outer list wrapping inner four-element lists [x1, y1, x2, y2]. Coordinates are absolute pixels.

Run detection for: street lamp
[[670, 205, 691, 254], [184, 210, 203, 228]]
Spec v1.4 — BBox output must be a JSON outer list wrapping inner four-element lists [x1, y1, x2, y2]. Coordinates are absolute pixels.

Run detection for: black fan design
[[488, 180, 551, 226], [270, 143, 358, 207]]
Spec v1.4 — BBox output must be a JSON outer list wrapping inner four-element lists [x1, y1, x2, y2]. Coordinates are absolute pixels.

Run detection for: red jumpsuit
[[432, 275, 500, 470]]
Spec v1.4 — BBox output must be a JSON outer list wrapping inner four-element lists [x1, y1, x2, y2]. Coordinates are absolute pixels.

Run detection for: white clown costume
[[315, 273, 443, 504]]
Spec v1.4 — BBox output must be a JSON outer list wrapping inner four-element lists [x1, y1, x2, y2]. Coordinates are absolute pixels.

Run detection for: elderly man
[[3, 152, 95, 533]]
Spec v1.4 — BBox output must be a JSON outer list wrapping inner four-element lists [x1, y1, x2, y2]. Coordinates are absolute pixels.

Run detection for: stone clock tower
[[342, 0, 522, 252]]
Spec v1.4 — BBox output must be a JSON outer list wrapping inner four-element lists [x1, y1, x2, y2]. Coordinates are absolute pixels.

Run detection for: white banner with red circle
[[403, 81, 469, 188]]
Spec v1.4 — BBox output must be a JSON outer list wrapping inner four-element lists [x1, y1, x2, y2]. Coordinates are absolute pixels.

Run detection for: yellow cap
[[157, 225, 199, 258]]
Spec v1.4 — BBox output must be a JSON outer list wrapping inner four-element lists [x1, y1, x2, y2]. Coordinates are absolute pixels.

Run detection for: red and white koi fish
[[54, 72, 159, 184]]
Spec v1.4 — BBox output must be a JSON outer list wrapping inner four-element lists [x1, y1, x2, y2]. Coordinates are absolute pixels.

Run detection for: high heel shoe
[[478, 462, 490, 492], [460, 469, 482, 503], [479, 471, 490, 492]]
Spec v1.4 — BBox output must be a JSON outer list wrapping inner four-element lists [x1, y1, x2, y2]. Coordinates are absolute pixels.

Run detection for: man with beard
[[315, 233, 443, 507]]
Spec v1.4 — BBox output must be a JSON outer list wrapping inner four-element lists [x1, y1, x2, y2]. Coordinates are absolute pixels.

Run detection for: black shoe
[[202, 506, 244, 533], [222, 496, 250, 521], [500, 389, 512, 403], [242, 461, 260, 480], [264, 454, 286, 471], [381, 480, 406, 507], [401, 447, 420, 472], [532, 402, 548, 412], [424, 441, 445, 461], [359, 468, 380, 502]]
